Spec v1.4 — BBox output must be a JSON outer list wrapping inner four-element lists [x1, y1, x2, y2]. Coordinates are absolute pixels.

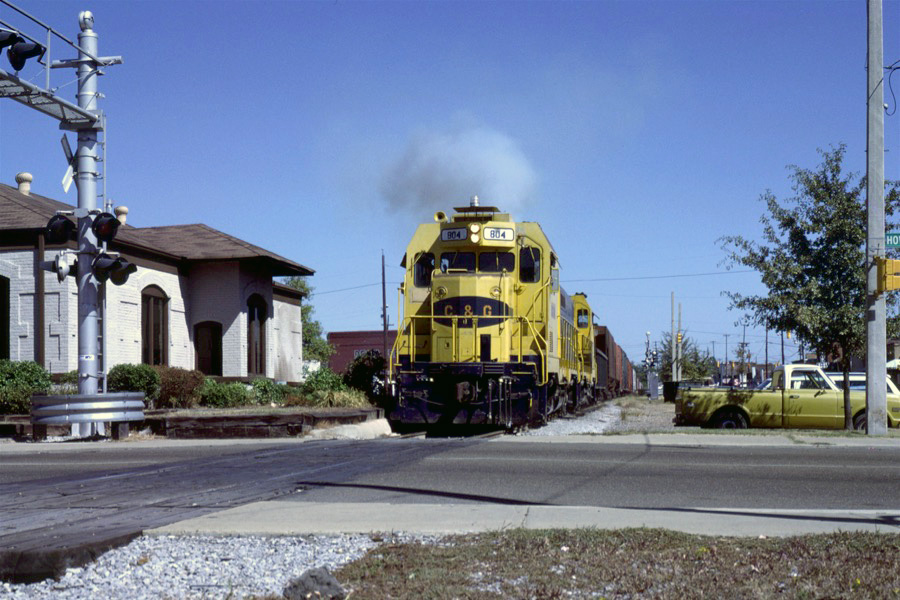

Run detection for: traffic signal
[[45, 214, 76, 244], [6, 39, 44, 72], [91, 212, 120, 243], [676, 332, 683, 344], [0, 30, 22, 51], [877, 257, 900, 293], [92, 253, 136, 286]]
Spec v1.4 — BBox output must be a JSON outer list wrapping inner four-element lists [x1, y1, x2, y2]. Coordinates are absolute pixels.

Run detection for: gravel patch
[[1, 533, 440, 599], [518, 403, 622, 436]]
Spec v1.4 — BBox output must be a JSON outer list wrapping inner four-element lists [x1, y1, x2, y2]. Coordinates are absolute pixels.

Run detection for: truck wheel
[[712, 409, 748, 429], [853, 412, 867, 431]]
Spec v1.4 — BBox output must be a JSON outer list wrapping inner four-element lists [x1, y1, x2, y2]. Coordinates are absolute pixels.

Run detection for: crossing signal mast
[[0, 3, 127, 436]]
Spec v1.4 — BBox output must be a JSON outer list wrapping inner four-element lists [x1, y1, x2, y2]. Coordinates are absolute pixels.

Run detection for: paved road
[[2, 433, 899, 581]]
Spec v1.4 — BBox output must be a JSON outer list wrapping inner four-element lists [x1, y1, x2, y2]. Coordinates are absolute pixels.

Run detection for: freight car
[[386, 199, 627, 428]]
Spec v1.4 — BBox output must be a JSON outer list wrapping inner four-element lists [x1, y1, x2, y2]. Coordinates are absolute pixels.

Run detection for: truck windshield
[[790, 370, 830, 390]]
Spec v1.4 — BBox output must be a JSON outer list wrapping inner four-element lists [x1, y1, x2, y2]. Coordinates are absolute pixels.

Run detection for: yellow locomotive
[[387, 198, 602, 427]]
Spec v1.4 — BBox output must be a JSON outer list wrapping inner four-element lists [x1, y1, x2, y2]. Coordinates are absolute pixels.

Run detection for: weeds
[[337, 528, 900, 599]]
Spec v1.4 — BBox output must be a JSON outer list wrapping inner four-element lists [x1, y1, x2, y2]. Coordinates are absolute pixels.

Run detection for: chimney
[[114, 205, 128, 225], [15, 172, 32, 196]]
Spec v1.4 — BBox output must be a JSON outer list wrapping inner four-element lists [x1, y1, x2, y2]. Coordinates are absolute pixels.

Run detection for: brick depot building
[[0, 174, 312, 382], [328, 329, 397, 374]]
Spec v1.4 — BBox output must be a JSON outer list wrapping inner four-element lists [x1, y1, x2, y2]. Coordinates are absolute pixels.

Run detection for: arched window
[[142, 285, 168, 365], [194, 321, 222, 376], [247, 294, 267, 376], [0, 275, 8, 361]]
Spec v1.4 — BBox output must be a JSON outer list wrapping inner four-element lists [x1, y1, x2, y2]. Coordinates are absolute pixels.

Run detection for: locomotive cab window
[[413, 252, 434, 287], [440, 252, 475, 273], [577, 309, 589, 328], [519, 247, 541, 283], [479, 252, 515, 273]]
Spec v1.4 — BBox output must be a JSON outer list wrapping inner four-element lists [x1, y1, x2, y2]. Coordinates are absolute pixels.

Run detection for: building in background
[[328, 329, 397, 373], [0, 174, 313, 382]]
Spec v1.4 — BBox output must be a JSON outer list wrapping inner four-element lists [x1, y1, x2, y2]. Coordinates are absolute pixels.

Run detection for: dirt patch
[[606, 395, 676, 433]]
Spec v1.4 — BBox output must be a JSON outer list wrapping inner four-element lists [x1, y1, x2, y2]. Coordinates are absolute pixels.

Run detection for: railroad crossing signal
[[876, 256, 900, 293], [0, 29, 45, 72], [41, 211, 136, 286]]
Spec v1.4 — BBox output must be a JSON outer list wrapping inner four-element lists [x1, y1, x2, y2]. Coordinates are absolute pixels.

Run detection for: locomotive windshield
[[440, 252, 475, 272], [413, 252, 435, 287], [519, 247, 541, 283], [479, 252, 515, 273]]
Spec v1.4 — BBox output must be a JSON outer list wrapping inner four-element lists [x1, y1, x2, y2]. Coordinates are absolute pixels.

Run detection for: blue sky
[[1, 0, 899, 369]]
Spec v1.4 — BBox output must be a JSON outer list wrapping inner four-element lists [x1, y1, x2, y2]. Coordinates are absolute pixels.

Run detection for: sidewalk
[[149, 501, 900, 538]]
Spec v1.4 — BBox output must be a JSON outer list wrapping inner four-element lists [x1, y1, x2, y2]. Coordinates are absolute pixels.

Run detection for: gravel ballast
[[1, 533, 427, 599]]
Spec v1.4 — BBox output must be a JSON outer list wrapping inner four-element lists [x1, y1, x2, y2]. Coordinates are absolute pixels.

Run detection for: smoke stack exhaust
[[15, 172, 32, 196]]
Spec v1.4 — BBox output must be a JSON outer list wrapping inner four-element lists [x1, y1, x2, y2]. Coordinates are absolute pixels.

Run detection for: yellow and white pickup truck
[[673, 364, 900, 430]]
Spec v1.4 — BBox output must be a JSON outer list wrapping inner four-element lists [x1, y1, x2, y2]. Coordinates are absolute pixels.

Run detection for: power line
[[564, 269, 753, 283]]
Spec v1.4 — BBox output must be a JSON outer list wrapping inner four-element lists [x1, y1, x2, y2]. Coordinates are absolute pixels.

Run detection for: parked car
[[674, 364, 900, 430], [825, 372, 900, 394]]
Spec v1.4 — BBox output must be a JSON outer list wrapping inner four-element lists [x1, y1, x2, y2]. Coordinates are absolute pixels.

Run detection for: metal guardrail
[[31, 392, 144, 425]]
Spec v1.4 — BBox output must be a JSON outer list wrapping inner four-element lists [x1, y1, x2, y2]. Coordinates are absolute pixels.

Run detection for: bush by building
[[342, 350, 385, 401], [107, 363, 161, 407], [198, 379, 251, 408], [153, 366, 205, 409], [0, 360, 51, 414]]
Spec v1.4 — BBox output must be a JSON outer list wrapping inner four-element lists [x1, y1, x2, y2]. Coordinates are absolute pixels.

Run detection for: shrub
[[199, 379, 251, 408], [0, 359, 51, 392], [0, 360, 51, 414], [251, 378, 286, 405], [282, 387, 371, 408], [153, 366, 205, 409], [59, 370, 79, 385], [107, 363, 161, 407], [342, 350, 386, 401], [301, 367, 346, 396]]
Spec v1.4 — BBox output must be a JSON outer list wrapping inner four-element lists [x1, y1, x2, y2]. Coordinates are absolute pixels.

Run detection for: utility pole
[[676, 303, 682, 381], [671, 292, 676, 382], [866, 0, 888, 435], [741, 323, 747, 385], [781, 332, 785, 367], [724, 334, 730, 382]]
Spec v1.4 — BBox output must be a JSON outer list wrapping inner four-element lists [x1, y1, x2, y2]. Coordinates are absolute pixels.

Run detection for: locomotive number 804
[[386, 198, 615, 428]]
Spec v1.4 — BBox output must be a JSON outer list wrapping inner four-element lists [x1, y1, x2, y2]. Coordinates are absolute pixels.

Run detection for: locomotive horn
[[434, 211, 447, 222]]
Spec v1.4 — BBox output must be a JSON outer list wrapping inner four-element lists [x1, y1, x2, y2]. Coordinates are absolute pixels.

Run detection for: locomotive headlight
[[471, 234, 480, 243], [469, 223, 480, 234], [490, 286, 501, 298], [435, 286, 447, 299]]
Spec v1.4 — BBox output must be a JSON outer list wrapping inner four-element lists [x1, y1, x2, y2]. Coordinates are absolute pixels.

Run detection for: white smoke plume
[[380, 127, 538, 214]]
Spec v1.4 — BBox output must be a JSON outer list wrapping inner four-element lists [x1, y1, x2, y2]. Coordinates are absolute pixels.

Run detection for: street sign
[[887, 232, 900, 248]]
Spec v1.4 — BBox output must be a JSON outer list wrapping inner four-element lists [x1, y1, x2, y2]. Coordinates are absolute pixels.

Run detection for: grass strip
[[337, 528, 900, 599]]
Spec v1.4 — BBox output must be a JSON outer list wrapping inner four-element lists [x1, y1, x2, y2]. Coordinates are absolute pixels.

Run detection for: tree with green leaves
[[652, 332, 717, 383], [283, 277, 335, 364], [720, 145, 900, 429]]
